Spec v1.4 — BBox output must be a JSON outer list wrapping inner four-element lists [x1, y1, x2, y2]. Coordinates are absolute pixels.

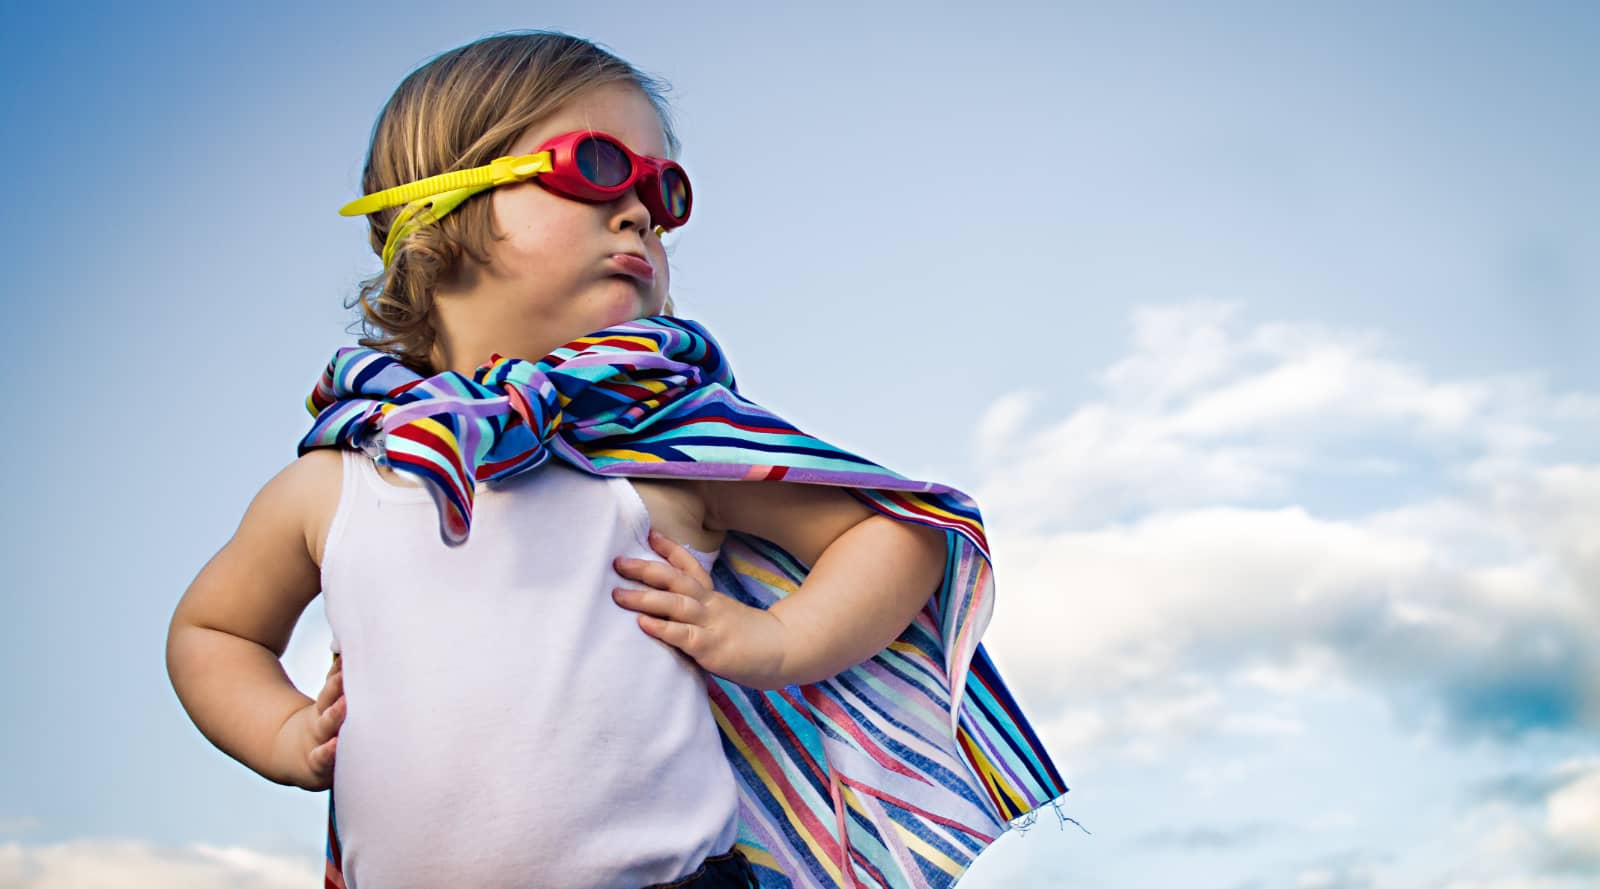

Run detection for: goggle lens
[[575, 137, 631, 188], [660, 167, 690, 221]]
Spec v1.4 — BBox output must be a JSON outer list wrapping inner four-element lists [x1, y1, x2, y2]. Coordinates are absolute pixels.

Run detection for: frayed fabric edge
[[1007, 793, 1091, 838]]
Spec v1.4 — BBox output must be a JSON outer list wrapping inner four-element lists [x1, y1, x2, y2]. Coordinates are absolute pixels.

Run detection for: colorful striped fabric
[[303, 316, 1070, 889]]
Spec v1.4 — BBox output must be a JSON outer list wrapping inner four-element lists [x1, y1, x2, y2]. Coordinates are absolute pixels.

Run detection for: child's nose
[[607, 187, 652, 235]]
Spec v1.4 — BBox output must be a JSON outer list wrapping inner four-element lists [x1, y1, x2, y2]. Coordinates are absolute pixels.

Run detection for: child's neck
[[428, 276, 578, 376], [430, 326, 576, 377]]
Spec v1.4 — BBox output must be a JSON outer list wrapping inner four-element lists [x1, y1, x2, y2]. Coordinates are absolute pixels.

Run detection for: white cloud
[[1098, 302, 1245, 405], [975, 390, 1043, 461], [971, 302, 1599, 758], [974, 302, 1597, 534], [1231, 646, 1348, 695], [0, 839, 320, 889], [1448, 759, 1600, 885], [1218, 712, 1305, 737], [1434, 880, 1574, 889], [1180, 758, 1263, 797], [1295, 863, 1374, 889], [1121, 683, 1224, 736], [1544, 768, 1600, 865], [1035, 708, 1108, 756], [1308, 810, 1359, 832]]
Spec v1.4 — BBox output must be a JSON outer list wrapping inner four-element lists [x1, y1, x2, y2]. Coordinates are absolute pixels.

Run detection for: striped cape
[[302, 316, 1070, 888]]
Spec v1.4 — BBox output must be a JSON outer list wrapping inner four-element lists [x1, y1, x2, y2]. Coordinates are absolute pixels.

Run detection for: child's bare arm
[[701, 481, 947, 687], [165, 449, 344, 788]]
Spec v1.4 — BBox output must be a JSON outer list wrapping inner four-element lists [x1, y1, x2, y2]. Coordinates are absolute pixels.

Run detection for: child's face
[[455, 81, 673, 353]]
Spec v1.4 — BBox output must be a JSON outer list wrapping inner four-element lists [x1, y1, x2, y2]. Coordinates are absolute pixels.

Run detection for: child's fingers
[[637, 613, 703, 654], [310, 736, 337, 779], [614, 558, 684, 596], [613, 587, 706, 625], [316, 695, 347, 741], [315, 666, 344, 711], [648, 531, 713, 588], [615, 542, 709, 601]]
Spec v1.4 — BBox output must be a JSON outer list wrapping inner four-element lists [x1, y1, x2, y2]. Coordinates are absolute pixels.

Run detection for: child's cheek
[[650, 243, 672, 311], [492, 187, 586, 263]]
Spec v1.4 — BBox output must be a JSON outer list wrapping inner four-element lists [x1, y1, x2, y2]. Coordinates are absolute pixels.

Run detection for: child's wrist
[[268, 695, 319, 789]]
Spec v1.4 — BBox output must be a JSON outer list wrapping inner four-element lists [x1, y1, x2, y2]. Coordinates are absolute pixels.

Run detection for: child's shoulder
[[275, 447, 345, 497], [248, 448, 346, 566]]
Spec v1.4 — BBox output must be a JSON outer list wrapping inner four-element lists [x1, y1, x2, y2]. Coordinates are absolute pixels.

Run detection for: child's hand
[[275, 654, 345, 791], [613, 531, 790, 690]]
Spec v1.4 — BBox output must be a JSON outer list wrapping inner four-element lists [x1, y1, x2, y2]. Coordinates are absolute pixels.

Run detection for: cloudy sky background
[[2, 2, 1596, 887]]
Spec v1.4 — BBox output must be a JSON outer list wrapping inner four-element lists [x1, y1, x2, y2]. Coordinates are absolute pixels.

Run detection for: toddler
[[166, 31, 1067, 889]]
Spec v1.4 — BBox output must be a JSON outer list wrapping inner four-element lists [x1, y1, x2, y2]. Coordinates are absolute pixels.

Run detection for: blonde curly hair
[[348, 31, 680, 374]]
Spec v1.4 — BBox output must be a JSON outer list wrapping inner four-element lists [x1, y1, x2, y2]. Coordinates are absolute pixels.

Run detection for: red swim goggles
[[340, 130, 693, 268]]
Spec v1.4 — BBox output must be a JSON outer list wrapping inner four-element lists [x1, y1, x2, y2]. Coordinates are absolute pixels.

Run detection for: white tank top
[[321, 449, 740, 889]]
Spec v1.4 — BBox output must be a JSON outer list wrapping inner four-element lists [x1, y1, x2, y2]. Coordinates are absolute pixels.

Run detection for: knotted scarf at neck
[[300, 316, 746, 546]]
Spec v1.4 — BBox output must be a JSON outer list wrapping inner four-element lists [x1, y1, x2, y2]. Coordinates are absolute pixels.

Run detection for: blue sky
[[2, 2, 1597, 887]]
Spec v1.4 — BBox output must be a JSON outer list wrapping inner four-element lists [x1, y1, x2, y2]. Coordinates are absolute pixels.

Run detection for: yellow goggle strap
[[378, 184, 487, 268], [344, 152, 554, 269], [340, 152, 553, 217]]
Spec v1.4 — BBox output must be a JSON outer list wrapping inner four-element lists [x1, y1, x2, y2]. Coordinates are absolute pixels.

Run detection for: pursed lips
[[608, 253, 654, 284]]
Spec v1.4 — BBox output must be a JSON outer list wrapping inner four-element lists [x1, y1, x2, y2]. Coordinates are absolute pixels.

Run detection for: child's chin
[[602, 288, 660, 325]]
